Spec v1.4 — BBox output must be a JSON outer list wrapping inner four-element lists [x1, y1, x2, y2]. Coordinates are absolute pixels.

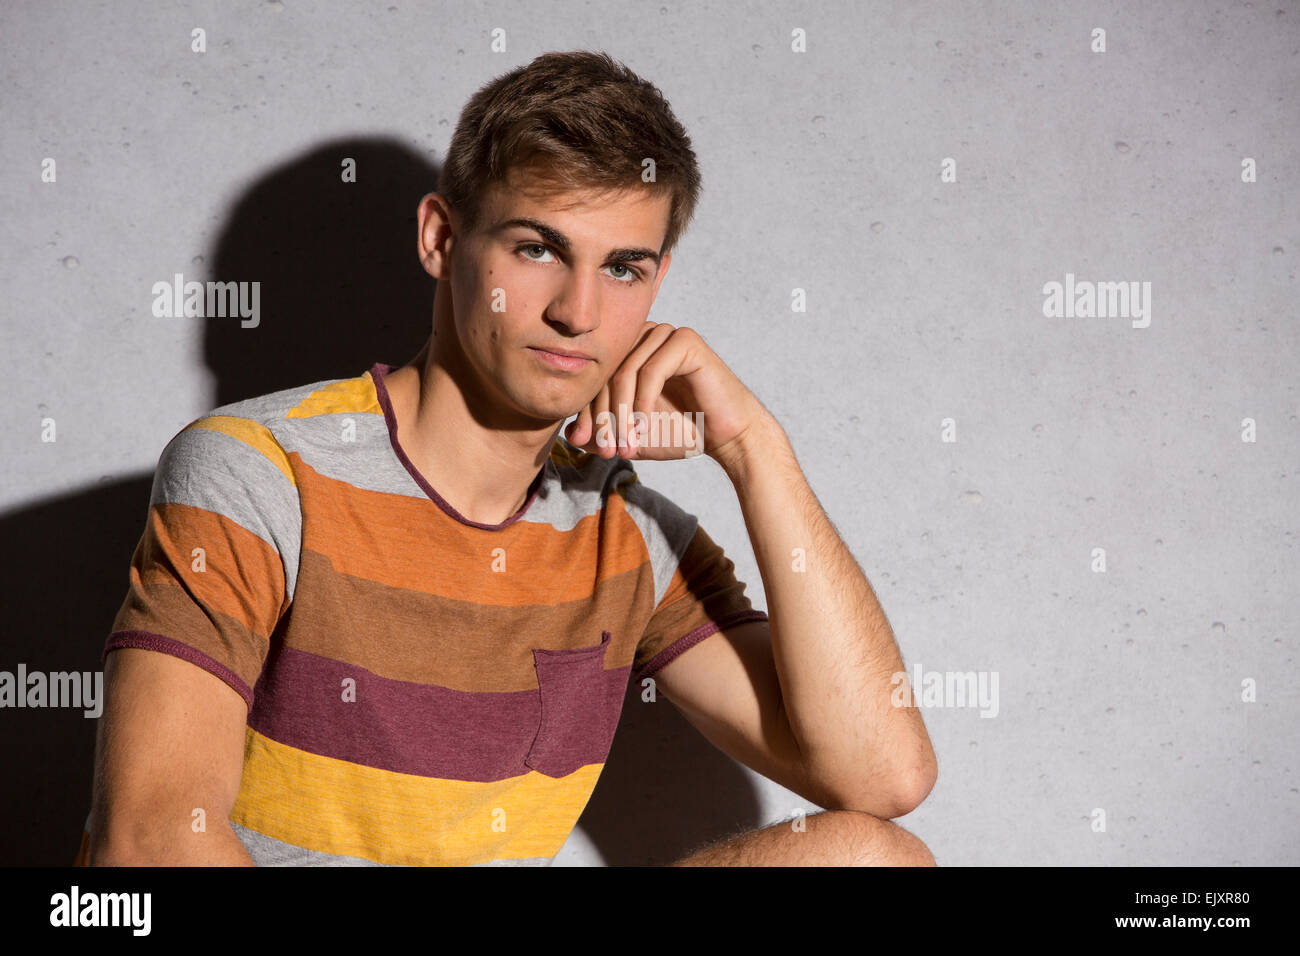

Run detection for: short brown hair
[[437, 50, 702, 260]]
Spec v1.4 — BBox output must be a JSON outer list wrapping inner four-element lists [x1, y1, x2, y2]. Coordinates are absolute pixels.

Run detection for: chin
[[513, 392, 579, 425]]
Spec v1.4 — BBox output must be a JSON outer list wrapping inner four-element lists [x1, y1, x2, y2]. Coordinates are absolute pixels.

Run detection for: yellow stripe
[[187, 417, 296, 488], [286, 374, 383, 419], [230, 728, 602, 865]]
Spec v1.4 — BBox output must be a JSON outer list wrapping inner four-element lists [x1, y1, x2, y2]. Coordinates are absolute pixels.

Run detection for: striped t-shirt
[[76, 362, 766, 866]]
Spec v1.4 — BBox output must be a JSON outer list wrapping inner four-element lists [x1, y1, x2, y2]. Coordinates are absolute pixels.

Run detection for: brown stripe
[[632, 524, 764, 676], [280, 548, 652, 691], [635, 610, 770, 682]]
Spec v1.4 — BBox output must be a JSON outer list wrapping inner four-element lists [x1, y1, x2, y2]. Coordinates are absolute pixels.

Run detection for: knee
[[816, 809, 937, 867], [890, 824, 937, 866]]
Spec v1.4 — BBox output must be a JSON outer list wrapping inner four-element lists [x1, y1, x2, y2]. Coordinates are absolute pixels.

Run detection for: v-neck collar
[[368, 362, 551, 532]]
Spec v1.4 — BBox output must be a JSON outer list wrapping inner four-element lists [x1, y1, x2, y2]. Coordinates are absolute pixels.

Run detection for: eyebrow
[[490, 217, 662, 270]]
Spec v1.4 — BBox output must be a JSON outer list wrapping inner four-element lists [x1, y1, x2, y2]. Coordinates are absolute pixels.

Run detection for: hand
[[563, 321, 773, 468]]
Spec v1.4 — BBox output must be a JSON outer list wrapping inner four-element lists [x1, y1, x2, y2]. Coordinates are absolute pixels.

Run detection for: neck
[[383, 334, 562, 528]]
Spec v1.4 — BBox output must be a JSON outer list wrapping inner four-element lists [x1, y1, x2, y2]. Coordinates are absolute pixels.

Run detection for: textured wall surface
[[1, 1, 1296, 867]]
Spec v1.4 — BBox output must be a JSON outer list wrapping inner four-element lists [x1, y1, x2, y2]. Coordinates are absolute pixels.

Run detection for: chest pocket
[[524, 630, 625, 778]]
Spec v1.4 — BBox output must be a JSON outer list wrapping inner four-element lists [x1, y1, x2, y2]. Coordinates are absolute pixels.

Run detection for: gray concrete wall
[[1, 0, 1296, 866]]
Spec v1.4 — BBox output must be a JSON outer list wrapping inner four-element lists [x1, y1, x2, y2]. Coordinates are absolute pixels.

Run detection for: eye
[[516, 242, 643, 284], [518, 242, 555, 263], [606, 263, 642, 284]]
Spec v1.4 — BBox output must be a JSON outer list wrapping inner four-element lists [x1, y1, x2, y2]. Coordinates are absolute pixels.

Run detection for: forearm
[[715, 416, 936, 817]]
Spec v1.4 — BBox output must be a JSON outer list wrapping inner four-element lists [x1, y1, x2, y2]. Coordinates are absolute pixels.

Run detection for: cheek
[[458, 255, 511, 314], [484, 266, 536, 328], [619, 312, 650, 353], [457, 276, 524, 349]]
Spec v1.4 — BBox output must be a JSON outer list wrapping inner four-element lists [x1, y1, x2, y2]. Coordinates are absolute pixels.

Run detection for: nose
[[543, 268, 601, 336]]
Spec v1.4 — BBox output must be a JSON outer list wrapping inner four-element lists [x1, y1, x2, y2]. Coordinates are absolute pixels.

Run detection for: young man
[[79, 50, 937, 867]]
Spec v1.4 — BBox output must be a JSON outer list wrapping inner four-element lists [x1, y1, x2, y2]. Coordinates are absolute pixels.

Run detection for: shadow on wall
[[575, 679, 765, 866], [0, 136, 765, 866]]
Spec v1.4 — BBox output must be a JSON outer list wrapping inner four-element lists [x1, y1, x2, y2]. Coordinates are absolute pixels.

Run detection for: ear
[[417, 193, 456, 280], [649, 250, 672, 301]]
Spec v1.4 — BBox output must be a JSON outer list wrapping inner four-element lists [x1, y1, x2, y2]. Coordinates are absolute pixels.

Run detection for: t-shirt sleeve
[[103, 415, 302, 712], [620, 476, 768, 683]]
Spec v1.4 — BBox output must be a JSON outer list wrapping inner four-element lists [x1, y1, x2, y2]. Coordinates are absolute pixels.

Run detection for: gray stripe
[[524, 439, 632, 532], [231, 822, 385, 866], [469, 855, 555, 867], [618, 475, 699, 609], [230, 821, 553, 866], [265, 416, 625, 534], [151, 423, 302, 603], [268, 412, 428, 499], [156, 374, 688, 617]]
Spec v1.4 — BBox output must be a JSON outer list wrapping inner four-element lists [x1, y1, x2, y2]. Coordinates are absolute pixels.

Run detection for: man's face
[[435, 173, 673, 427]]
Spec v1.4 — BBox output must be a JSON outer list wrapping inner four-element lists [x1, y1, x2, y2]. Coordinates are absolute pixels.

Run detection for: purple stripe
[[634, 610, 771, 683], [249, 638, 630, 781], [103, 630, 255, 711], [369, 362, 550, 532]]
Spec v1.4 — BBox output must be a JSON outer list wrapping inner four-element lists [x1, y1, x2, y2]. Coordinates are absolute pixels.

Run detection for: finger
[[613, 323, 676, 457], [571, 380, 609, 453], [632, 326, 696, 458], [565, 405, 591, 446], [607, 361, 638, 459], [589, 380, 613, 457], [608, 363, 634, 458]]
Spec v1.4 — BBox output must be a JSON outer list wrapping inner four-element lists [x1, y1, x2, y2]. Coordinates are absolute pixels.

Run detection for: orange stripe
[[291, 456, 650, 605], [136, 503, 287, 635]]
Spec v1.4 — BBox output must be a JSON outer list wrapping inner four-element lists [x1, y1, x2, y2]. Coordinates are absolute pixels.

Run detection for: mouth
[[528, 346, 594, 371]]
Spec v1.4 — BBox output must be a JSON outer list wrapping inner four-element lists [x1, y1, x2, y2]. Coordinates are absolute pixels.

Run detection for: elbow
[[889, 748, 938, 818], [889, 730, 940, 816], [801, 723, 940, 819], [88, 830, 149, 867], [90, 820, 252, 867], [88, 810, 229, 866], [837, 742, 939, 820], [88, 813, 180, 867]]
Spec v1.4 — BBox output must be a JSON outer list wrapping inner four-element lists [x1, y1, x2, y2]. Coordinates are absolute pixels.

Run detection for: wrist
[[710, 412, 787, 483]]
